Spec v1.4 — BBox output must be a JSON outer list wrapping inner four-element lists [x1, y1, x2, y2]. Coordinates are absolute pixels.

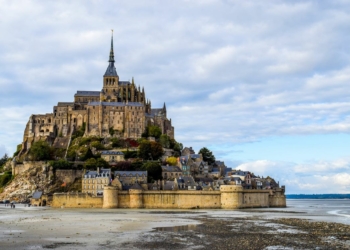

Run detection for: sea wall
[[52, 185, 286, 209], [52, 193, 103, 208]]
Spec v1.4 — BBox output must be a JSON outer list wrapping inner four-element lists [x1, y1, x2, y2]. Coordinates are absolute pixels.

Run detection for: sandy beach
[[1, 200, 350, 250]]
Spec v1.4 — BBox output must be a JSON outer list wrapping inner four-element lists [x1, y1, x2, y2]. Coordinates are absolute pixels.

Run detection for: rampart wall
[[52, 186, 286, 209], [52, 193, 102, 208]]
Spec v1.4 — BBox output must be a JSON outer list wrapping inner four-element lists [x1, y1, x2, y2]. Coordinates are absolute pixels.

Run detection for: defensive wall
[[52, 185, 286, 209]]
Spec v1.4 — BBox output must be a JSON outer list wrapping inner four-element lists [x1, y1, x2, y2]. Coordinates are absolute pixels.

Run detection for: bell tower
[[101, 30, 119, 102]]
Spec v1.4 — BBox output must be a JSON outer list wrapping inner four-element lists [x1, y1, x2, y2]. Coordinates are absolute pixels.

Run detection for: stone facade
[[52, 185, 286, 209], [82, 168, 111, 196], [18, 34, 174, 158]]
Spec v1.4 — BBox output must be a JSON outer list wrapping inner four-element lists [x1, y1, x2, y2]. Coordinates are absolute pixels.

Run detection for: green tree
[[85, 158, 97, 168], [90, 141, 104, 150], [0, 153, 9, 167], [96, 158, 109, 168], [138, 141, 163, 160], [49, 159, 73, 169], [141, 161, 162, 182], [159, 134, 170, 148], [198, 147, 216, 165], [29, 141, 53, 161], [148, 125, 162, 139], [111, 138, 121, 148]]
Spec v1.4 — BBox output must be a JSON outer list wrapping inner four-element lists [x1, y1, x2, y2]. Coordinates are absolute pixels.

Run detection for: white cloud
[[235, 158, 350, 193]]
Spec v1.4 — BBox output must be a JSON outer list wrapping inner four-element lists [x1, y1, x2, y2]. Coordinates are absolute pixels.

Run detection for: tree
[[85, 158, 97, 168], [138, 141, 164, 161], [138, 141, 152, 160], [198, 147, 216, 165], [159, 134, 170, 148], [49, 159, 73, 169], [111, 138, 121, 148], [29, 141, 53, 161], [96, 158, 109, 168], [150, 141, 164, 160], [166, 156, 178, 166], [148, 125, 162, 139], [113, 161, 133, 171], [90, 141, 104, 150], [141, 161, 162, 182], [0, 153, 9, 167]]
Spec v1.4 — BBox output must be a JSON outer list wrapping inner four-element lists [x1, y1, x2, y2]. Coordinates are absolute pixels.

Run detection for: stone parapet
[[52, 186, 286, 209]]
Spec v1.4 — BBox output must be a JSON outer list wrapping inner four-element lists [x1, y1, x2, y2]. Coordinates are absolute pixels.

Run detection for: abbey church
[[19, 34, 174, 155]]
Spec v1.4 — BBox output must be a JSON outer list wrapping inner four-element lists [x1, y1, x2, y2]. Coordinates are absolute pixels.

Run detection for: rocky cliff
[[0, 164, 82, 201]]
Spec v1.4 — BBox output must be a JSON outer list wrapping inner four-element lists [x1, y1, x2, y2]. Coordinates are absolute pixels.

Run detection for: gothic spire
[[104, 30, 118, 77], [109, 30, 115, 63]]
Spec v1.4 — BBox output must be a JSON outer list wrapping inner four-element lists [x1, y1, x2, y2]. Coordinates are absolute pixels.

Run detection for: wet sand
[[1, 202, 350, 250]]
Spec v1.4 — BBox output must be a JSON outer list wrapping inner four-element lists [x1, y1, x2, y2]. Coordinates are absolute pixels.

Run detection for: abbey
[[19, 34, 174, 155]]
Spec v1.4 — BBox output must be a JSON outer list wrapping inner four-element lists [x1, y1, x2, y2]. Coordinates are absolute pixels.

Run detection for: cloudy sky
[[1, 0, 350, 194]]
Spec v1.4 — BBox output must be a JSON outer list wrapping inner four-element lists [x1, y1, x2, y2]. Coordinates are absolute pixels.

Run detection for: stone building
[[82, 168, 111, 196], [114, 171, 148, 186], [18, 33, 174, 158], [100, 151, 124, 165], [161, 165, 183, 180]]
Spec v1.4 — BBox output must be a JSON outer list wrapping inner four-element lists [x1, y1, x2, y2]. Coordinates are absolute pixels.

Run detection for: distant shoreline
[[286, 194, 350, 199]]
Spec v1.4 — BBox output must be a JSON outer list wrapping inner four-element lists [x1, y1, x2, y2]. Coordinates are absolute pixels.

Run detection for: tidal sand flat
[[0, 200, 349, 250]]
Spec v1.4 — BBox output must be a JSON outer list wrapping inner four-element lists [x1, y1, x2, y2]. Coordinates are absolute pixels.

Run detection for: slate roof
[[196, 177, 214, 183], [85, 171, 98, 178], [101, 151, 124, 155], [212, 167, 220, 173], [104, 63, 118, 77], [74, 91, 101, 97], [161, 166, 182, 172], [119, 81, 131, 86], [232, 170, 250, 176], [32, 191, 43, 199], [129, 183, 144, 190], [177, 176, 196, 186], [57, 102, 74, 107], [163, 181, 175, 190], [151, 108, 164, 116], [88, 101, 143, 107], [115, 171, 147, 177]]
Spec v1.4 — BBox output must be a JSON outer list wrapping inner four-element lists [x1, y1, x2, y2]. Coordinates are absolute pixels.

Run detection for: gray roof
[[75, 91, 101, 97], [151, 108, 164, 116], [232, 170, 250, 176], [163, 181, 175, 190], [104, 63, 118, 77], [177, 176, 196, 186], [119, 81, 131, 86], [32, 191, 43, 199], [57, 102, 74, 107], [115, 171, 147, 177], [161, 166, 182, 172], [88, 101, 144, 107], [85, 171, 98, 178], [101, 151, 124, 155], [129, 183, 144, 190]]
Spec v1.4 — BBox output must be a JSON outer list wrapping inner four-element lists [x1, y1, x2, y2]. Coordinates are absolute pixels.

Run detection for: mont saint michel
[[19, 34, 174, 158]]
